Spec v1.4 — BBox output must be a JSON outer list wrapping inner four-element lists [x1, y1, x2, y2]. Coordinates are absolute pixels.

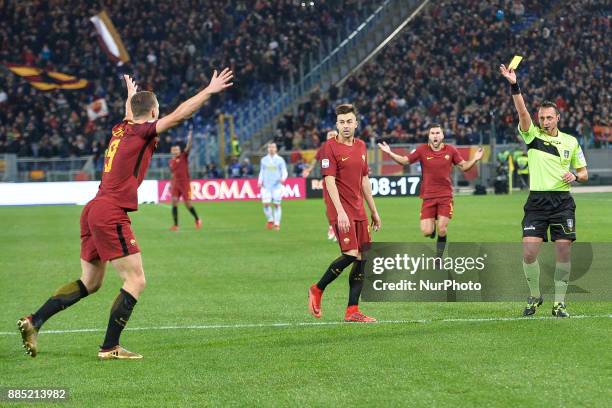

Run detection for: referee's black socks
[[31, 279, 89, 329], [316, 254, 357, 291]]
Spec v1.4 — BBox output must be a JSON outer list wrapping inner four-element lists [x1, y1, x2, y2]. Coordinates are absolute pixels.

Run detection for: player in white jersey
[[258, 142, 288, 230]]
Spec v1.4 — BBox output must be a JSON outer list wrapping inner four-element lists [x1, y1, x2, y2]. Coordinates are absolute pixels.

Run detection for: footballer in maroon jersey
[[308, 104, 381, 323], [169, 127, 201, 231], [378, 124, 483, 256], [18, 70, 233, 360]]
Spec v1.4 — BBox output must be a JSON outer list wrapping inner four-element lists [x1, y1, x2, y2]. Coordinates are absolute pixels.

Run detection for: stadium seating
[[275, 0, 610, 148], [0, 0, 381, 157], [0, 0, 609, 160]]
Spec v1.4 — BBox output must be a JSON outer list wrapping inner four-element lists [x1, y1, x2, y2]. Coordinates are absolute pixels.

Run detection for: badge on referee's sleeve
[[321, 159, 330, 168]]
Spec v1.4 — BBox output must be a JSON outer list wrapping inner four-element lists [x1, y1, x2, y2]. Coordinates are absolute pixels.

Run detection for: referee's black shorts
[[522, 191, 576, 242]]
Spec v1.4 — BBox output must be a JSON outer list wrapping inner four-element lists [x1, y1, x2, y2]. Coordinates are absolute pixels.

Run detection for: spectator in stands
[[227, 157, 241, 178], [240, 158, 254, 177], [293, 156, 308, 177], [206, 163, 222, 179]]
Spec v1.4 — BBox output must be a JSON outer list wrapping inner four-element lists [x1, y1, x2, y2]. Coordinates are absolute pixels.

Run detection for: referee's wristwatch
[[571, 172, 579, 183]]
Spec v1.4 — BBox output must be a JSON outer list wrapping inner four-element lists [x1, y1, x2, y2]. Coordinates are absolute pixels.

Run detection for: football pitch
[[1, 193, 611, 407]]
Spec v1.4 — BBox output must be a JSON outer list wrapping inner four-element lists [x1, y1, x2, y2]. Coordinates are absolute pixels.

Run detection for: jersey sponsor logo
[[321, 159, 330, 168], [341, 157, 349, 162]]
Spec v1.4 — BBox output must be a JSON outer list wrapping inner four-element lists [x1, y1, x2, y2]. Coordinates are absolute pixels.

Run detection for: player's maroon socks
[[316, 254, 357, 291], [31, 280, 89, 329], [172, 206, 178, 226], [101, 288, 137, 350]]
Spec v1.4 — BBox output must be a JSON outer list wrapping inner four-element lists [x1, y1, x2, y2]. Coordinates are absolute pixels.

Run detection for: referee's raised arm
[[500, 64, 531, 132]]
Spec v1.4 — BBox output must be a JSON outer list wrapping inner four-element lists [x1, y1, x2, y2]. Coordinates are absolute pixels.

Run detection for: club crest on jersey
[[444, 154, 450, 160], [563, 150, 570, 159], [321, 159, 330, 169]]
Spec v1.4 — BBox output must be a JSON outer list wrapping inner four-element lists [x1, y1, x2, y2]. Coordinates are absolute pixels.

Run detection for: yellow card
[[508, 55, 523, 70]]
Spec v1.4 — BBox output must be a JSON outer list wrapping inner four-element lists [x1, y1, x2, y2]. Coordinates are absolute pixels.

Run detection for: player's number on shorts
[[104, 139, 121, 173]]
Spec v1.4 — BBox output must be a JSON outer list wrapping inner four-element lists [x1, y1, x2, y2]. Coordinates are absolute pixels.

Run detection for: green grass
[[1, 192, 611, 407]]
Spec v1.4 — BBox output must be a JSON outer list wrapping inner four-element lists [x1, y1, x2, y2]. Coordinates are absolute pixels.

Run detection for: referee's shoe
[[522, 295, 544, 316], [552, 302, 570, 318]]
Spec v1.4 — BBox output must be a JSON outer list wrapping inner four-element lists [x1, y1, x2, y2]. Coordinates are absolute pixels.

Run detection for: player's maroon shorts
[[171, 180, 191, 200], [80, 198, 141, 262], [420, 197, 454, 220], [333, 220, 371, 253]]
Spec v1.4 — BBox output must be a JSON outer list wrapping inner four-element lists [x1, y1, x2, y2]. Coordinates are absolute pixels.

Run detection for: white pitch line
[[1, 314, 610, 336]]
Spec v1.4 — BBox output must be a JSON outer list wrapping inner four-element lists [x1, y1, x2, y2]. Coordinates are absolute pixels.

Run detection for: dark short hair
[[335, 104, 357, 117], [130, 91, 158, 118], [428, 123, 443, 131], [538, 101, 560, 115]]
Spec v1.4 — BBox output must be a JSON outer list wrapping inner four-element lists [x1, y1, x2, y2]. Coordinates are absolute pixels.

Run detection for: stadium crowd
[[0, 0, 609, 160], [0, 0, 380, 157], [275, 0, 610, 150]]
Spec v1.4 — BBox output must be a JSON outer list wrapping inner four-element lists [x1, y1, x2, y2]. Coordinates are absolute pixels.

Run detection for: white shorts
[[261, 186, 283, 204]]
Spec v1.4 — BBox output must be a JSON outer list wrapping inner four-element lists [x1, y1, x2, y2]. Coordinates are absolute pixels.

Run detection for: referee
[[500, 62, 588, 318]]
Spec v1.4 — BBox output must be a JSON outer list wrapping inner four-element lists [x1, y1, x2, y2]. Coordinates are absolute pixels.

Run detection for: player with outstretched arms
[[18, 69, 233, 359], [169, 127, 201, 231], [500, 62, 587, 317], [378, 124, 483, 257]]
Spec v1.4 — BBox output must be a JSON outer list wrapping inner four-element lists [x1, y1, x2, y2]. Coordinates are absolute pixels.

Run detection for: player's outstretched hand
[[207, 68, 234, 94], [499, 64, 517, 84], [124, 74, 138, 97], [371, 212, 381, 232], [326, 130, 338, 140], [377, 141, 392, 154], [474, 146, 484, 161]]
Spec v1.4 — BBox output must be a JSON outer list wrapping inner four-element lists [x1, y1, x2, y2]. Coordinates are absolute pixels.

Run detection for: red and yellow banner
[[5, 64, 88, 91]]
